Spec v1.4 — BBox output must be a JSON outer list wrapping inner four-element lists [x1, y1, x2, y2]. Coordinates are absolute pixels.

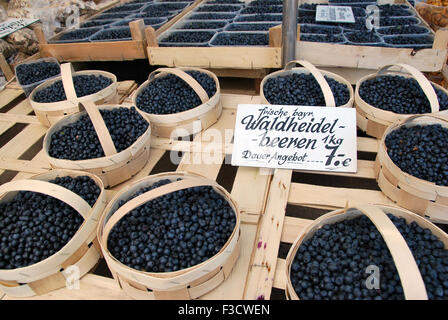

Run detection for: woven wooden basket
[[285, 204, 448, 300], [43, 101, 152, 188], [375, 114, 448, 224], [260, 60, 354, 108], [29, 63, 118, 127], [355, 63, 448, 139], [0, 169, 106, 298], [97, 171, 241, 300], [132, 67, 222, 138]]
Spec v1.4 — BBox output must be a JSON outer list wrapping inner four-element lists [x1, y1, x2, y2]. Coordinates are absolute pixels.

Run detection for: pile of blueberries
[[345, 30, 382, 44], [188, 12, 237, 20], [383, 35, 433, 48], [263, 73, 351, 107], [16, 60, 60, 86], [160, 30, 216, 44], [32, 74, 113, 103], [196, 4, 243, 12], [136, 70, 217, 115], [240, 5, 283, 14], [358, 75, 448, 114], [58, 27, 102, 42], [300, 33, 345, 43], [211, 32, 268, 45], [0, 176, 100, 270], [179, 21, 228, 30], [90, 27, 132, 41], [79, 19, 115, 28], [48, 107, 149, 161], [290, 213, 448, 300], [107, 179, 236, 273], [377, 25, 430, 36], [225, 23, 278, 31], [385, 124, 448, 186]]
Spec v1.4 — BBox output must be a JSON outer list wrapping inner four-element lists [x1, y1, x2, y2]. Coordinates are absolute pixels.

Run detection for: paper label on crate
[[231, 104, 358, 173], [315, 5, 355, 23], [0, 18, 39, 39]]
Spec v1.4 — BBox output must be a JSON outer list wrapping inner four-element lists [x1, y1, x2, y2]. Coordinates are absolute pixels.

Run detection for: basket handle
[[60, 63, 78, 104], [284, 60, 336, 107], [148, 67, 209, 104], [376, 64, 440, 113], [353, 204, 428, 300], [400, 113, 448, 126], [80, 101, 117, 157], [101, 177, 219, 247], [0, 179, 92, 220]]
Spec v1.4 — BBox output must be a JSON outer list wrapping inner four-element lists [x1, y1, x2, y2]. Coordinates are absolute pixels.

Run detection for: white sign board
[[316, 5, 355, 23], [231, 104, 358, 173], [0, 18, 39, 39]]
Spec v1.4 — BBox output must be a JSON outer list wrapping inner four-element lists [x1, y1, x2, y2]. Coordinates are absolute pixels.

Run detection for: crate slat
[[244, 169, 292, 300]]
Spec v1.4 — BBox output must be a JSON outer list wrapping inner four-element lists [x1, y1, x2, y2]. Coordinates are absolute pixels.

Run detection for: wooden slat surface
[[0, 81, 389, 301]]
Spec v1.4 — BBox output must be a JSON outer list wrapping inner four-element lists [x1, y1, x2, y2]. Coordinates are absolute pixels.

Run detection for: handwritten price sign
[[231, 104, 357, 173]]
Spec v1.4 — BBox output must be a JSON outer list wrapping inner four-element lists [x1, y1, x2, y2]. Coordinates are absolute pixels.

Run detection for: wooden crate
[[295, 0, 448, 73], [147, 0, 448, 85], [1, 81, 446, 300], [35, 0, 203, 62]]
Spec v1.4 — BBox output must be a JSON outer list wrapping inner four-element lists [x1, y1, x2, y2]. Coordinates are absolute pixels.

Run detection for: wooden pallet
[[1, 81, 444, 300], [0, 82, 273, 300]]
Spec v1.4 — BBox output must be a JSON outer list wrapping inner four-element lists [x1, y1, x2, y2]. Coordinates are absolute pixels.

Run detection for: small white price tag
[[0, 18, 39, 39], [316, 5, 355, 24], [231, 104, 358, 173]]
